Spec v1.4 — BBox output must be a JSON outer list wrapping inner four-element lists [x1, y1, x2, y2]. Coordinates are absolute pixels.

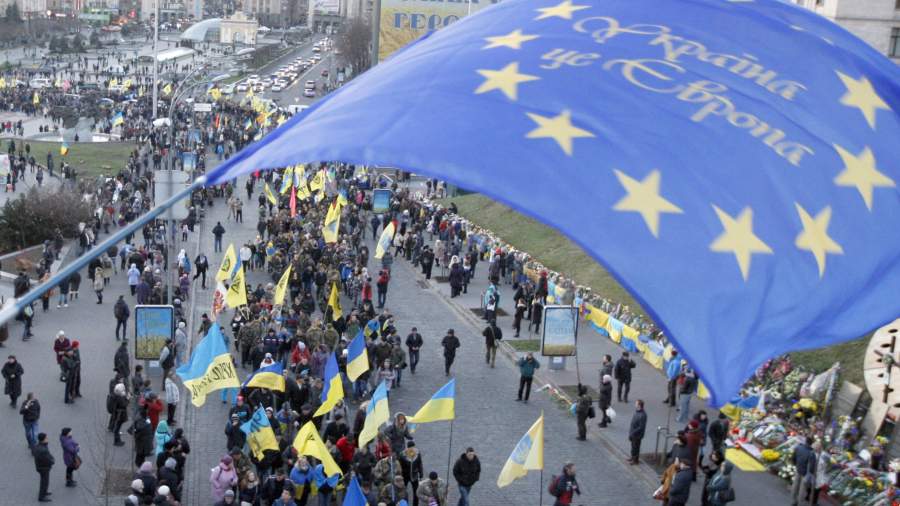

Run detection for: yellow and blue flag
[[293, 421, 342, 477], [242, 362, 286, 392], [322, 201, 340, 243], [363, 318, 380, 338], [59, 141, 69, 156], [225, 265, 248, 308], [112, 112, 125, 126], [216, 244, 238, 282], [408, 379, 454, 424], [374, 221, 395, 259], [294, 164, 305, 187], [203, 0, 900, 405], [346, 329, 369, 381], [497, 413, 543, 488], [264, 182, 278, 205], [241, 406, 280, 460], [327, 282, 342, 321], [343, 476, 369, 506], [273, 265, 291, 307], [280, 166, 294, 194], [243, 117, 253, 131], [358, 380, 389, 448], [176, 323, 240, 406], [313, 352, 344, 417]]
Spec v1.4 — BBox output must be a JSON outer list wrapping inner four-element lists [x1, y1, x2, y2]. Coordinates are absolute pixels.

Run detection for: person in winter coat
[[441, 329, 460, 376], [155, 420, 172, 456], [109, 383, 129, 446], [114, 341, 130, 381], [667, 460, 693, 506], [791, 436, 815, 506], [2, 354, 24, 406], [613, 351, 636, 402], [516, 353, 540, 402], [60, 427, 80, 487], [127, 264, 141, 295], [93, 266, 105, 304], [400, 441, 424, 506], [597, 375, 613, 428], [164, 372, 179, 425], [290, 457, 315, 504], [114, 296, 130, 340], [708, 412, 730, 455], [629, 399, 648, 465], [706, 460, 734, 506], [552, 462, 580, 506], [380, 474, 409, 505], [210, 455, 239, 502], [225, 414, 247, 451], [32, 432, 55, 502], [384, 413, 413, 456], [684, 419, 704, 478], [575, 385, 592, 441], [417, 471, 448, 506], [129, 407, 154, 467], [452, 447, 481, 506]]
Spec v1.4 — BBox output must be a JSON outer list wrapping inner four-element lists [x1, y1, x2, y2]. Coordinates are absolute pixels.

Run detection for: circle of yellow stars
[[473, 3, 896, 281]]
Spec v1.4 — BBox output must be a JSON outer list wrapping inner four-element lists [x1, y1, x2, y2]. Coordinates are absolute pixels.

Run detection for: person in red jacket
[[335, 435, 356, 473], [684, 419, 704, 480], [142, 392, 164, 432]]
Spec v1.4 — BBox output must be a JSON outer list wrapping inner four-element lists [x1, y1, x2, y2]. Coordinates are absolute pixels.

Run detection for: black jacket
[[32, 442, 54, 471], [668, 468, 693, 504], [2, 361, 23, 397], [114, 299, 130, 320], [20, 398, 40, 422], [598, 382, 613, 410], [441, 335, 460, 357], [629, 409, 648, 440], [452, 454, 481, 487], [114, 345, 130, 377], [614, 357, 636, 382], [129, 417, 154, 456]]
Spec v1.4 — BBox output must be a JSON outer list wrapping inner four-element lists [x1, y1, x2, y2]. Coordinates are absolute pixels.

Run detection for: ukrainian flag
[[279, 166, 294, 194], [273, 265, 291, 307], [375, 221, 395, 259], [322, 202, 340, 243], [244, 117, 253, 131], [292, 421, 342, 477], [176, 323, 240, 406], [112, 112, 125, 126], [242, 362, 286, 392], [327, 282, 342, 320], [346, 329, 369, 381], [294, 165, 305, 187], [497, 413, 544, 488], [358, 381, 389, 447], [60, 141, 69, 156], [216, 244, 238, 282], [343, 476, 369, 506], [408, 379, 455, 424], [363, 318, 380, 338], [264, 182, 278, 205], [313, 352, 343, 417], [241, 406, 279, 460]]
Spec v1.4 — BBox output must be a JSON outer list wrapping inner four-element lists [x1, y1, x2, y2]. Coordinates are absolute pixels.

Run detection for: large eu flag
[[206, 0, 900, 405]]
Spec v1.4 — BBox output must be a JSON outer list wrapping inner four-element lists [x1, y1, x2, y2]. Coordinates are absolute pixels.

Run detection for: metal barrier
[[654, 426, 679, 465]]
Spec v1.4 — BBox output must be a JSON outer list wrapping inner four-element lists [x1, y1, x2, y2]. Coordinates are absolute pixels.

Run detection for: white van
[[29, 78, 51, 89]]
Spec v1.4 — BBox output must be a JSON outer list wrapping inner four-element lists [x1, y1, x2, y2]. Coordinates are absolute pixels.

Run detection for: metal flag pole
[[539, 468, 544, 506], [445, 418, 454, 486], [0, 176, 207, 327]]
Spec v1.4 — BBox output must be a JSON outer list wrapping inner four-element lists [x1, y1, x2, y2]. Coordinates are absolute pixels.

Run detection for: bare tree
[[339, 17, 372, 77]]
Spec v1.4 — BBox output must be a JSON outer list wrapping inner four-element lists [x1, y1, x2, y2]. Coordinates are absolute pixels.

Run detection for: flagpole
[[539, 468, 544, 506], [445, 418, 454, 486]]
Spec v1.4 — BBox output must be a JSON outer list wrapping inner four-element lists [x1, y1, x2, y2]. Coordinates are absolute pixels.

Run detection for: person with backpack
[[482, 319, 502, 368], [114, 295, 130, 340], [549, 462, 580, 506]]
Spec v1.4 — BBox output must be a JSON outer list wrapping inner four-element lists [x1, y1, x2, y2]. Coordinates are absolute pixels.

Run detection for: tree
[[338, 17, 372, 77], [89, 31, 101, 48], [71, 33, 85, 52], [5, 2, 20, 21], [0, 187, 93, 253]]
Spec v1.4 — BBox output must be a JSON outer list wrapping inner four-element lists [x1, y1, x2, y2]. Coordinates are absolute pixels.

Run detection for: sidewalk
[[416, 223, 795, 505]]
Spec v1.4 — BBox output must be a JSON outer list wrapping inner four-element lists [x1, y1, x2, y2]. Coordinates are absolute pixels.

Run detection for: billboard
[[135, 305, 174, 361], [541, 305, 578, 357], [378, 0, 500, 61], [372, 188, 392, 214]]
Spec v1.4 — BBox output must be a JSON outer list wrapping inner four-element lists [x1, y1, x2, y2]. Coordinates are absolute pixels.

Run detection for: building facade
[[794, 0, 900, 60], [219, 10, 257, 44]]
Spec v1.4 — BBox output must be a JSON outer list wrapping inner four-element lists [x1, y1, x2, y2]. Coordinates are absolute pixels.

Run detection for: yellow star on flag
[[836, 72, 891, 130], [483, 29, 540, 50], [535, 0, 589, 20], [833, 144, 894, 211], [709, 206, 772, 281], [794, 203, 843, 278], [475, 62, 539, 101], [612, 169, 683, 237], [525, 110, 594, 156]]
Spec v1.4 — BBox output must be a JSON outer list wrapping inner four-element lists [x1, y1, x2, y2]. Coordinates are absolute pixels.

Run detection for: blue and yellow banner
[[241, 407, 279, 459], [176, 323, 240, 406], [408, 379, 455, 424]]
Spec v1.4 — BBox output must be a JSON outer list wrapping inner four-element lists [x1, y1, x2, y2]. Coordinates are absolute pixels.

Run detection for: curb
[[421, 274, 662, 491]]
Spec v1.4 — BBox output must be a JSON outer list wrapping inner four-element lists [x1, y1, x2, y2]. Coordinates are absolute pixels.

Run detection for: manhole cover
[[102, 468, 135, 496], [469, 307, 509, 317]]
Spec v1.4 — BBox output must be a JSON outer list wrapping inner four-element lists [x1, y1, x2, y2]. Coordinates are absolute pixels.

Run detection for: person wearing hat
[[2, 354, 24, 407], [453, 447, 481, 506], [61, 348, 78, 404], [226, 414, 247, 451], [32, 432, 55, 502], [210, 455, 238, 503], [440, 329, 460, 376], [379, 474, 409, 505], [60, 427, 80, 488], [597, 375, 613, 428], [417, 471, 448, 506]]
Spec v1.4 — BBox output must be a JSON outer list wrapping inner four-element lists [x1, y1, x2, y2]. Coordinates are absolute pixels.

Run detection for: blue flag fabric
[[204, 0, 900, 405], [342, 475, 368, 506]]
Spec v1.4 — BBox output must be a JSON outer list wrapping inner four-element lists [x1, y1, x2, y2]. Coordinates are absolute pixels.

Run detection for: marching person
[[452, 447, 481, 506], [482, 319, 501, 368], [114, 295, 130, 340], [441, 329, 460, 376]]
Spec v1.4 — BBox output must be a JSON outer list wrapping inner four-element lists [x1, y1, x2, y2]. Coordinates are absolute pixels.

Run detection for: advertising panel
[[541, 305, 578, 357], [373, 188, 392, 214], [135, 305, 174, 361], [378, 0, 499, 61]]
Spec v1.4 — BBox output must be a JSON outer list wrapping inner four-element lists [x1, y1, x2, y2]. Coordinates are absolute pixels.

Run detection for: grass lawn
[[442, 193, 867, 383], [2, 138, 136, 178], [507, 339, 541, 352]]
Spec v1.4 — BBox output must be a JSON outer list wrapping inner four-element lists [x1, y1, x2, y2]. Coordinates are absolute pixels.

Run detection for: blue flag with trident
[[204, 0, 900, 405]]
